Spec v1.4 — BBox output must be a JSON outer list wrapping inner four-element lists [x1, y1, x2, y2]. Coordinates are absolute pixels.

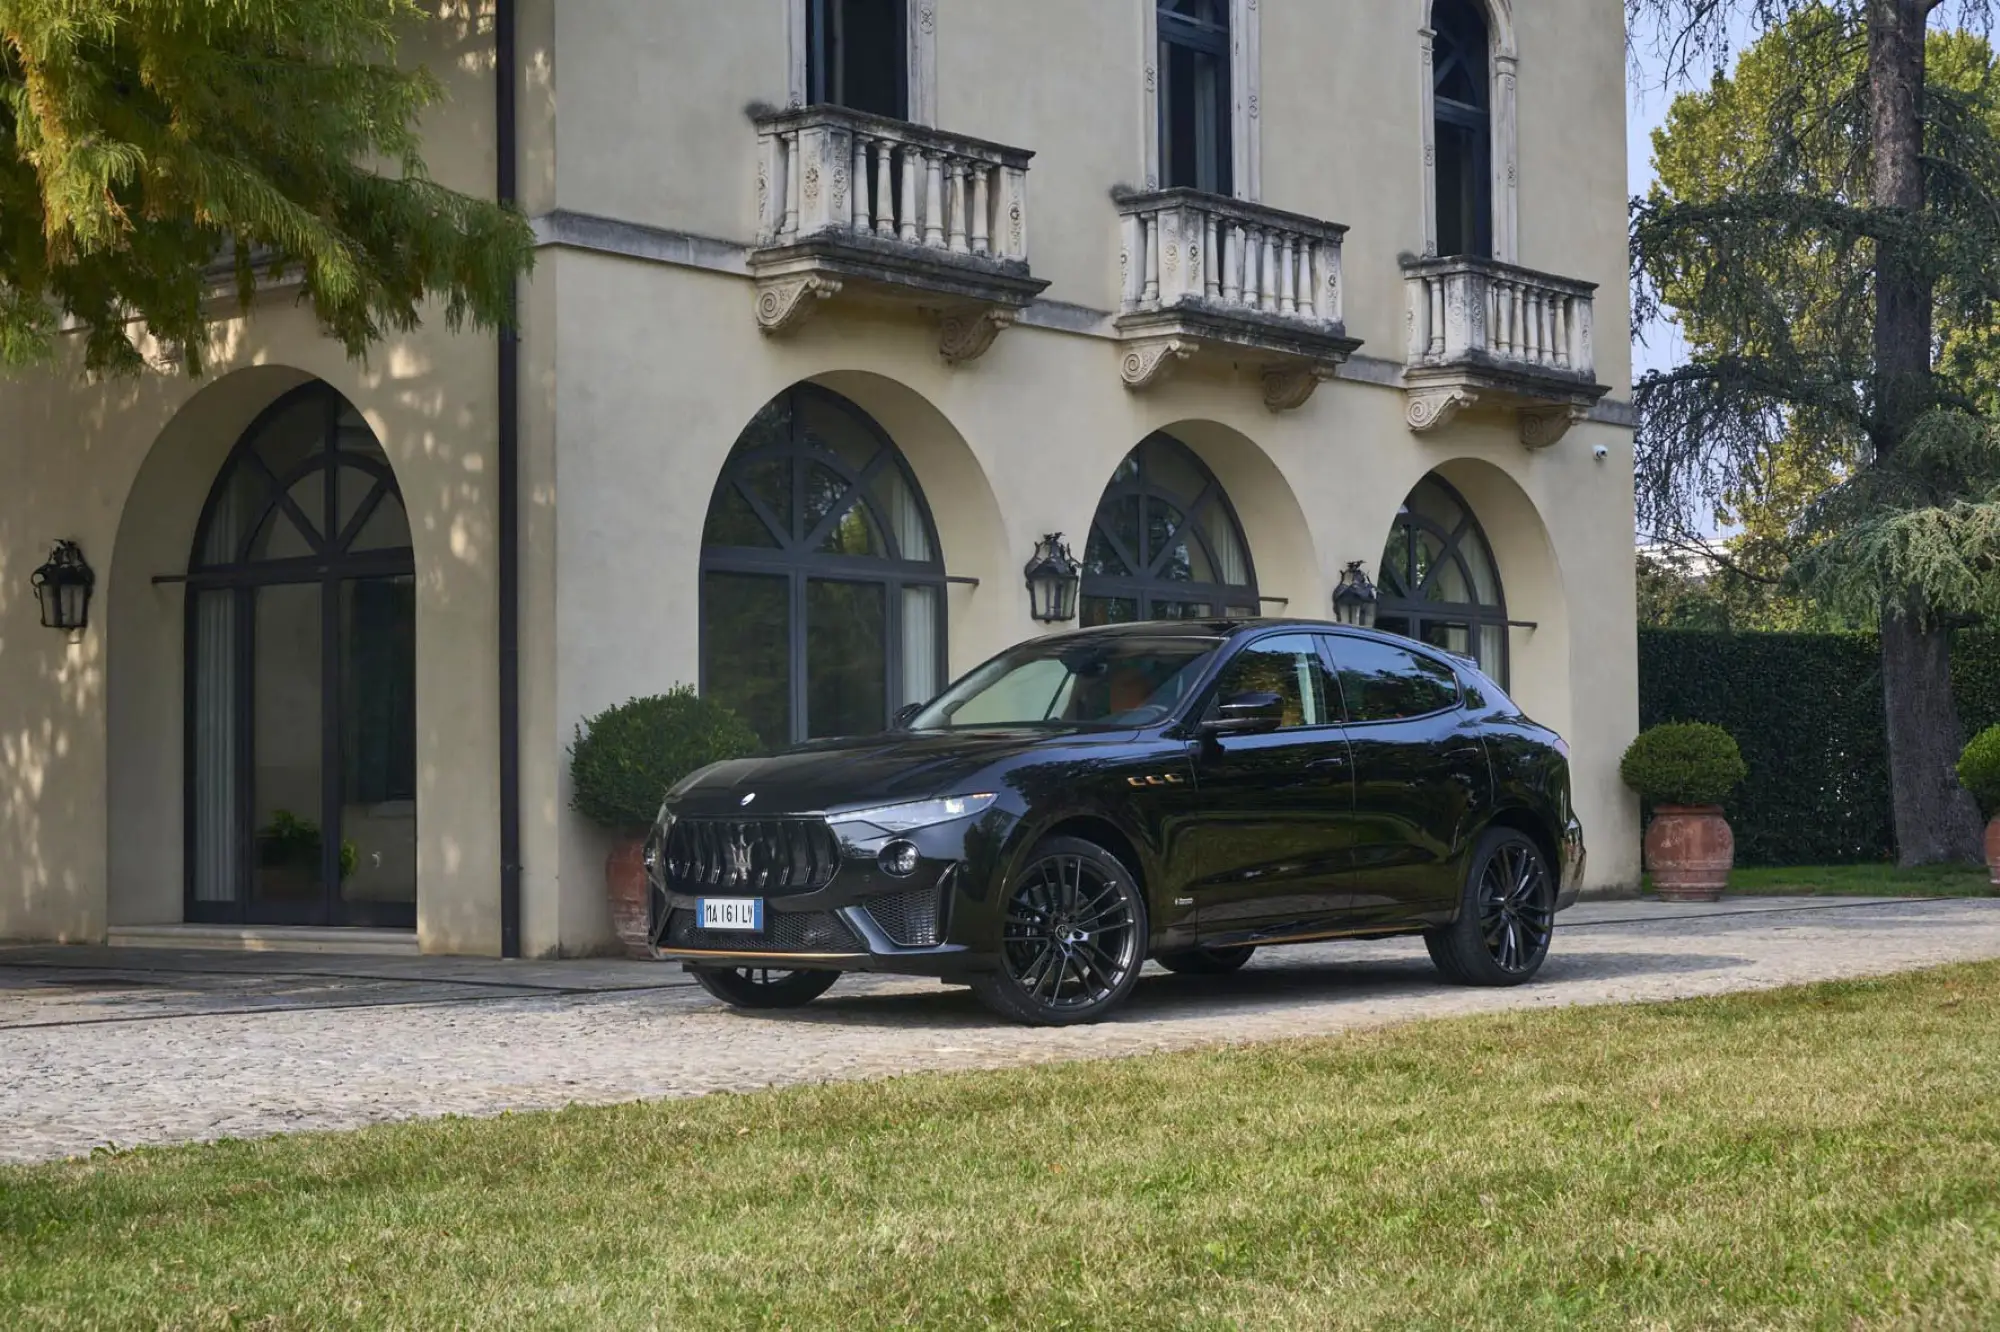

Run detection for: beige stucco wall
[[0, 0, 1637, 954]]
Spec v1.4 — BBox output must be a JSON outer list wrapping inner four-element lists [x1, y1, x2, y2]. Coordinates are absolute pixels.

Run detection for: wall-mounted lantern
[[31, 540, 95, 633], [1023, 533, 1082, 624], [1332, 559, 1378, 629]]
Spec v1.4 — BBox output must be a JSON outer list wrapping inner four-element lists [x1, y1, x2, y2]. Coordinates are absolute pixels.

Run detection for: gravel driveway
[[4, 895, 1997, 1164]]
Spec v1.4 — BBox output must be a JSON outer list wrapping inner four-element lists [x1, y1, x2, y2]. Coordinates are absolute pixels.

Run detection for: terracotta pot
[[1644, 804, 1734, 903], [605, 834, 654, 959], [1986, 816, 2000, 891]]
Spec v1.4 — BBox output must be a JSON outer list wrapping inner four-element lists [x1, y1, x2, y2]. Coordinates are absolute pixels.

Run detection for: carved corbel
[[937, 307, 1015, 365], [1405, 386, 1478, 432], [754, 274, 843, 334], [1519, 404, 1590, 449], [1119, 337, 1196, 390], [1261, 362, 1337, 412]]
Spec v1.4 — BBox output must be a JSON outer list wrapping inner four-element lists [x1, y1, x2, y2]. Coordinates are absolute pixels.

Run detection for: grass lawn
[[6, 967, 2000, 1329], [1673, 862, 1997, 898]]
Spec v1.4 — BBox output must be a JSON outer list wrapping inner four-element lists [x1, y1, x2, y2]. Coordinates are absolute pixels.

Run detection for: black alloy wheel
[[1154, 945, 1256, 975], [973, 836, 1148, 1026], [688, 965, 841, 1009], [1425, 828, 1556, 986]]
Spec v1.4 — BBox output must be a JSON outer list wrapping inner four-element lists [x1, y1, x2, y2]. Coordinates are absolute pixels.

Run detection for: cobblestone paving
[[4, 897, 1997, 1164]]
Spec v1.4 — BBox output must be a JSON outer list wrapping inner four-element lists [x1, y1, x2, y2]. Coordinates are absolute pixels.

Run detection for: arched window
[[702, 385, 946, 747], [185, 384, 417, 928], [1377, 474, 1509, 682], [1431, 0, 1492, 258], [1081, 433, 1259, 625]]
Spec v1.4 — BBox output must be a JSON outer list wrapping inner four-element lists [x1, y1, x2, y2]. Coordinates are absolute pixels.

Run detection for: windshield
[[908, 634, 1224, 730]]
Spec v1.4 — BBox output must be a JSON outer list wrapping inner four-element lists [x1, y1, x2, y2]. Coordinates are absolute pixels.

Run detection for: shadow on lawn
[[719, 947, 1756, 1030]]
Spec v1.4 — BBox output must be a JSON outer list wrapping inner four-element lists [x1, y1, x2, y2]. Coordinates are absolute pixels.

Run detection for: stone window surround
[[1418, 0, 1518, 263], [787, 0, 939, 127], [1140, 0, 1262, 201]]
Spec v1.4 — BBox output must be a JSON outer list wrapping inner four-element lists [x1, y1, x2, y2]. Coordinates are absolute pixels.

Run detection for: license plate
[[699, 897, 763, 932]]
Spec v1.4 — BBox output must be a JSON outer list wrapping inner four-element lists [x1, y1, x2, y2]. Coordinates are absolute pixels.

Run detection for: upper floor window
[[1431, 0, 1492, 258], [1158, 0, 1232, 195], [808, 0, 907, 120]]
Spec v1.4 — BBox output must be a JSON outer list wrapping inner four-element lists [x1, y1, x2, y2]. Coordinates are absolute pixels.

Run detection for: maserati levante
[[645, 619, 1583, 1025]]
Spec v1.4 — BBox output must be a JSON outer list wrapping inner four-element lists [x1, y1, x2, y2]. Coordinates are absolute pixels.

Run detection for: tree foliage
[[0, 0, 532, 375]]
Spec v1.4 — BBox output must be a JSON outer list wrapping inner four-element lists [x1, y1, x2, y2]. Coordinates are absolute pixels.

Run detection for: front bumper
[[1555, 815, 1586, 912], [644, 812, 1005, 978]]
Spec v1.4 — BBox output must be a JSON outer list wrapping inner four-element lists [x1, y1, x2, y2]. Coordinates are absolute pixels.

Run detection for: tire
[[1153, 945, 1256, 975], [688, 965, 840, 1009], [1425, 827, 1556, 987], [971, 836, 1149, 1026]]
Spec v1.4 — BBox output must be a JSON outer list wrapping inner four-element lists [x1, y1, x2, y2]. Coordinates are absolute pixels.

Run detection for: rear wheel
[[1425, 828, 1556, 986], [688, 965, 840, 1009], [1154, 945, 1256, 975], [972, 836, 1147, 1026]]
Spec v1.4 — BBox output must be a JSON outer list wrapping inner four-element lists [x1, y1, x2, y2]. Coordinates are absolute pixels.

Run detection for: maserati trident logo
[[723, 833, 754, 884], [740, 791, 757, 807]]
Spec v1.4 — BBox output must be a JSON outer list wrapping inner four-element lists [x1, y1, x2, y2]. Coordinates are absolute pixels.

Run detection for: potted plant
[[570, 687, 762, 956], [254, 810, 359, 900], [1956, 725, 2000, 890], [1620, 722, 1748, 903]]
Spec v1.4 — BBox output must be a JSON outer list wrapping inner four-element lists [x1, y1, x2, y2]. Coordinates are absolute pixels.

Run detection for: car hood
[[666, 728, 1118, 816]]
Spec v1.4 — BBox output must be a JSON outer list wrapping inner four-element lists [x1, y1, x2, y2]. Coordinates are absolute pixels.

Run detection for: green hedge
[[1637, 628, 2000, 865]]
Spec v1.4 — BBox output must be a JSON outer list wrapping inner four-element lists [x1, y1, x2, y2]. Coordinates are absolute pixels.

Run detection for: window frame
[[791, 0, 935, 126], [1376, 473, 1511, 686], [1417, 0, 1518, 263], [1141, 0, 1260, 200], [698, 384, 949, 747]]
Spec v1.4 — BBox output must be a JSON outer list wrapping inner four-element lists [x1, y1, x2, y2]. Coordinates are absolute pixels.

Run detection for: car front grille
[[664, 817, 842, 895], [662, 908, 864, 955], [864, 886, 945, 948]]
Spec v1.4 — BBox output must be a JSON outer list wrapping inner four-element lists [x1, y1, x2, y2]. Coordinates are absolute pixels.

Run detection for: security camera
[[1592, 443, 1610, 461]]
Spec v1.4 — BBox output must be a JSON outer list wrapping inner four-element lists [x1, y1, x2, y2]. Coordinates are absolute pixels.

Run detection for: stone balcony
[[750, 105, 1047, 363], [1113, 189, 1363, 411], [1401, 256, 1609, 446]]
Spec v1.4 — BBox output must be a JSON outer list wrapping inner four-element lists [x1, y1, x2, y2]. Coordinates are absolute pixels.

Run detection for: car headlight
[[828, 793, 997, 834]]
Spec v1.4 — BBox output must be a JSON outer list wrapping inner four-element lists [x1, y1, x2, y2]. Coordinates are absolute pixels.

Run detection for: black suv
[[648, 620, 1583, 1025]]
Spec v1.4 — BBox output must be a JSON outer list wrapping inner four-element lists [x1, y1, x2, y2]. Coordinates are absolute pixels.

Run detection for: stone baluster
[[782, 130, 801, 241], [1279, 234, 1297, 315], [923, 152, 945, 248], [898, 144, 919, 243], [1245, 228, 1265, 308], [852, 135, 871, 231], [1204, 213, 1220, 299], [971, 167, 990, 256], [1120, 213, 1142, 312], [1141, 214, 1160, 308], [1223, 224, 1244, 304], [1553, 295, 1570, 369], [948, 161, 970, 253], [872, 139, 894, 236]]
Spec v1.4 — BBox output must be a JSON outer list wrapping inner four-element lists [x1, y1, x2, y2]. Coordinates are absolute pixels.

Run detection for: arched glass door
[[185, 384, 417, 928], [1377, 474, 1509, 682], [701, 385, 947, 748], [1080, 433, 1260, 625]]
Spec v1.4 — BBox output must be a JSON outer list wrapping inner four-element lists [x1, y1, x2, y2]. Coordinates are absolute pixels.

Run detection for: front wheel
[[688, 965, 840, 1009], [972, 836, 1148, 1026], [1425, 828, 1556, 987], [1154, 945, 1256, 975]]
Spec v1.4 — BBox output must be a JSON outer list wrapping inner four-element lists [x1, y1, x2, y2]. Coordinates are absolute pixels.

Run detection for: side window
[[1209, 634, 1333, 729], [1323, 637, 1461, 723]]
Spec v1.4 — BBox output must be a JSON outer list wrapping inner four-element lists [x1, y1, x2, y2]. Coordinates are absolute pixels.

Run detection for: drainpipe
[[496, 0, 523, 959]]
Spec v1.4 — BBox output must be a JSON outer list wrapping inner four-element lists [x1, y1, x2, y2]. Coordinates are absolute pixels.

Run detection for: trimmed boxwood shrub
[[1620, 723, 1747, 807], [1958, 726, 2000, 819], [569, 687, 761, 832]]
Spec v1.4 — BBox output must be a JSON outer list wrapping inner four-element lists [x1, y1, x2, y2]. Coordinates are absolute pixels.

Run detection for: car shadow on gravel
[[708, 948, 1757, 1029]]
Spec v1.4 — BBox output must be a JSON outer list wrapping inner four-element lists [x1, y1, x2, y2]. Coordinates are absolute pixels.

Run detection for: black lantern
[[31, 540, 95, 632], [1023, 533, 1082, 623], [1332, 559, 1378, 628]]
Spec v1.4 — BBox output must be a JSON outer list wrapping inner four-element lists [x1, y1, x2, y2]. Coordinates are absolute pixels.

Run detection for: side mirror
[[891, 702, 924, 729], [1202, 690, 1285, 736]]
